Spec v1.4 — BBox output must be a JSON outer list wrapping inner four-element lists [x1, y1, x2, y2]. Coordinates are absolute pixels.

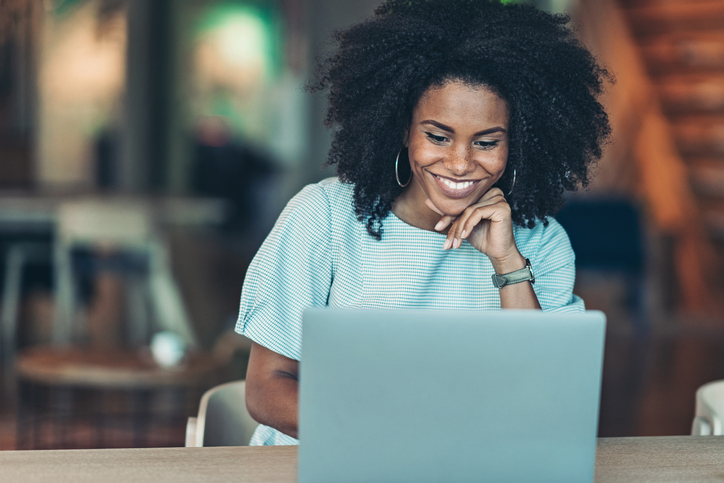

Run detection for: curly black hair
[[310, 0, 612, 239]]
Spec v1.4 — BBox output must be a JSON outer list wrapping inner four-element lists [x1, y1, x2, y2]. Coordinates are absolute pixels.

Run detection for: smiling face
[[398, 80, 510, 228]]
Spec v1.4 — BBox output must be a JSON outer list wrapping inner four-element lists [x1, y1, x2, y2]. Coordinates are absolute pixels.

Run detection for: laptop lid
[[298, 309, 606, 483]]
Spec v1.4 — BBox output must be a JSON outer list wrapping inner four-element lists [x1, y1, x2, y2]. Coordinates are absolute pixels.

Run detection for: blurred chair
[[10, 200, 220, 449], [692, 380, 724, 436], [52, 200, 197, 348], [1, 242, 50, 363], [186, 380, 258, 447], [556, 197, 648, 332]]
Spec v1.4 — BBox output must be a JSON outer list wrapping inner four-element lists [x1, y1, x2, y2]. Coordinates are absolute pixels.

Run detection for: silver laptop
[[298, 308, 606, 483]]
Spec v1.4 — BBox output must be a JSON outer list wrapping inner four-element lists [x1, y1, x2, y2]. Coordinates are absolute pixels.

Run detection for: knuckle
[[473, 204, 488, 214], [489, 187, 504, 196]]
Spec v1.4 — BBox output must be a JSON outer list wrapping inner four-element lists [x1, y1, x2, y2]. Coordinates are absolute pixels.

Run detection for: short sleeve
[[235, 184, 333, 360], [523, 218, 585, 313]]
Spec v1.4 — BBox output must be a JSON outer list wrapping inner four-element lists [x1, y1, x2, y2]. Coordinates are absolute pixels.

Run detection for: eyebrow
[[421, 120, 507, 136]]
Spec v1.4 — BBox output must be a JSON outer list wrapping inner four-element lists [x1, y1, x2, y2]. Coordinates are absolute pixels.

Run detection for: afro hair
[[310, 0, 612, 239]]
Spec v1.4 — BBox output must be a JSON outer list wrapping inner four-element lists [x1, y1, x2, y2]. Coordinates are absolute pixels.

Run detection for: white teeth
[[439, 177, 474, 190]]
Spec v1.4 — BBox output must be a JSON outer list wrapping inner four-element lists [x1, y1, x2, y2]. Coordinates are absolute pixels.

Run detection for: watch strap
[[491, 258, 535, 289]]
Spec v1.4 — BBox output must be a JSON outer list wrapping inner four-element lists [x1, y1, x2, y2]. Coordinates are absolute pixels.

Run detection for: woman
[[236, 0, 611, 445]]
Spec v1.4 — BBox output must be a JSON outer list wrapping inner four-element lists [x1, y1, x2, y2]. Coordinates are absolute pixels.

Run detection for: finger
[[451, 210, 476, 249], [461, 202, 511, 238], [449, 207, 472, 247], [460, 208, 487, 241], [477, 188, 506, 205], [426, 199, 456, 231], [443, 218, 462, 250], [461, 195, 510, 235], [482, 187, 505, 200], [434, 216, 455, 232], [454, 200, 490, 241]]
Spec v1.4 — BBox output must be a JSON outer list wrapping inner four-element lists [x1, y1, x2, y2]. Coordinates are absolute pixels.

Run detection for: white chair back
[[692, 380, 724, 435], [186, 380, 258, 447], [57, 201, 153, 249], [52, 200, 197, 348]]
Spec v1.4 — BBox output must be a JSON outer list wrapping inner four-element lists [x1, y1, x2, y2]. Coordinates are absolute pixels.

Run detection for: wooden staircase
[[574, 0, 724, 314], [621, 0, 724, 249]]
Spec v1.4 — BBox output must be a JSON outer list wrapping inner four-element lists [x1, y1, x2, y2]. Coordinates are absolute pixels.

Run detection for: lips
[[431, 173, 481, 199]]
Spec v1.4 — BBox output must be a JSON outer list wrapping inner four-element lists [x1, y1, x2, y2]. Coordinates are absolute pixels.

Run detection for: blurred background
[[0, 0, 723, 449]]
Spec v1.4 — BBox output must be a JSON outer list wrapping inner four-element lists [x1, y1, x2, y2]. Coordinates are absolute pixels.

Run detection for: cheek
[[407, 140, 440, 169], [494, 147, 510, 173], [478, 151, 508, 177], [496, 155, 509, 174]]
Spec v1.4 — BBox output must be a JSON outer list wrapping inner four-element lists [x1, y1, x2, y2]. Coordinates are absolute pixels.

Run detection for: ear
[[403, 129, 410, 148]]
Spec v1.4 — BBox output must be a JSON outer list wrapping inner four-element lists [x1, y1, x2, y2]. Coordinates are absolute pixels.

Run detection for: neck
[[391, 179, 442, 232]]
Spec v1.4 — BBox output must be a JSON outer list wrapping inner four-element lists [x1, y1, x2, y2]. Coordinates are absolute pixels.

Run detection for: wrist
[[491, 256, 535, 290], [490, 251, 527, 275]]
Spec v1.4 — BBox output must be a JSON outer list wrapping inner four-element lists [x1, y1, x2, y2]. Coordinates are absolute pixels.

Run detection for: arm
[[245, 342, 300, 439], [429, 189, 541, 309], [490, 252, 541, 310], [238, 184, 334, 439]]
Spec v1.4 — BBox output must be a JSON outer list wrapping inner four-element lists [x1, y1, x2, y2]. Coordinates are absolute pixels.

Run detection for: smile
[[431, 173, 481, 199], [439, 177, 475, 190]]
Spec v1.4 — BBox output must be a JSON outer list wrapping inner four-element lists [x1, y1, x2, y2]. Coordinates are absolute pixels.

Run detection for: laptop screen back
[[298, 309, 606, 483]]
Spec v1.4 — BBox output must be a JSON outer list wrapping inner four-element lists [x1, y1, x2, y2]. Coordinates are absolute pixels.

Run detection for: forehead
[[413, 81, 509, 127]]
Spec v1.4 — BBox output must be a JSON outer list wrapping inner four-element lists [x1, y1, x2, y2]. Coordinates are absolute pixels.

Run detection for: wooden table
[[16, 346, 224, 389], [14, 347, 226, 450], [1, 436, 723, 482]]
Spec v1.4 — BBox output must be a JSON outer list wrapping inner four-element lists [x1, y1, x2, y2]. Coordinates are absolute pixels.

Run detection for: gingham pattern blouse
[[236, 177, 584, 446]]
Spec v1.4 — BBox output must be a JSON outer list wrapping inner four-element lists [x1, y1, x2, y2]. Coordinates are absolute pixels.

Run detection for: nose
[[443, 144, 475, 176]]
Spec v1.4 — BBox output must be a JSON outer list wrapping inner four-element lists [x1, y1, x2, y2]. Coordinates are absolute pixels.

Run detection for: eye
[[425, 132, 449, 144], [475, 140, 500, 149]]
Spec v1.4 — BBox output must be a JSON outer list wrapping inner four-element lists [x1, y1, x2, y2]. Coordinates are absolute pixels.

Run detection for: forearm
[[498, 279, 541, 309], [246, 343, 300, 439]]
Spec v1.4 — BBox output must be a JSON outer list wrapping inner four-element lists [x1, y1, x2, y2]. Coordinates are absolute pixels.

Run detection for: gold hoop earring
[[507, 169, 517, 196], [395, 149, 411, 188]]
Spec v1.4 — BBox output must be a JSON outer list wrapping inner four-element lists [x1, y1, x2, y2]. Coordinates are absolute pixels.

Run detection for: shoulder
[[285, 177, 354, 215], [272, 177, 359, 243], [284, 177, 357, 232], [513, 217, 573, 258], [316, 177, 355, 212]]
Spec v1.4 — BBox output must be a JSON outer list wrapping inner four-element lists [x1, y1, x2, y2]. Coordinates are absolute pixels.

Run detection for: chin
[[431, 198, 469, 217]]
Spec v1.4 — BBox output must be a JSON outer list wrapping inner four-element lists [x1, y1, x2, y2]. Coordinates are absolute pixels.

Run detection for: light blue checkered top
[[236, 177, 584, 446]]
